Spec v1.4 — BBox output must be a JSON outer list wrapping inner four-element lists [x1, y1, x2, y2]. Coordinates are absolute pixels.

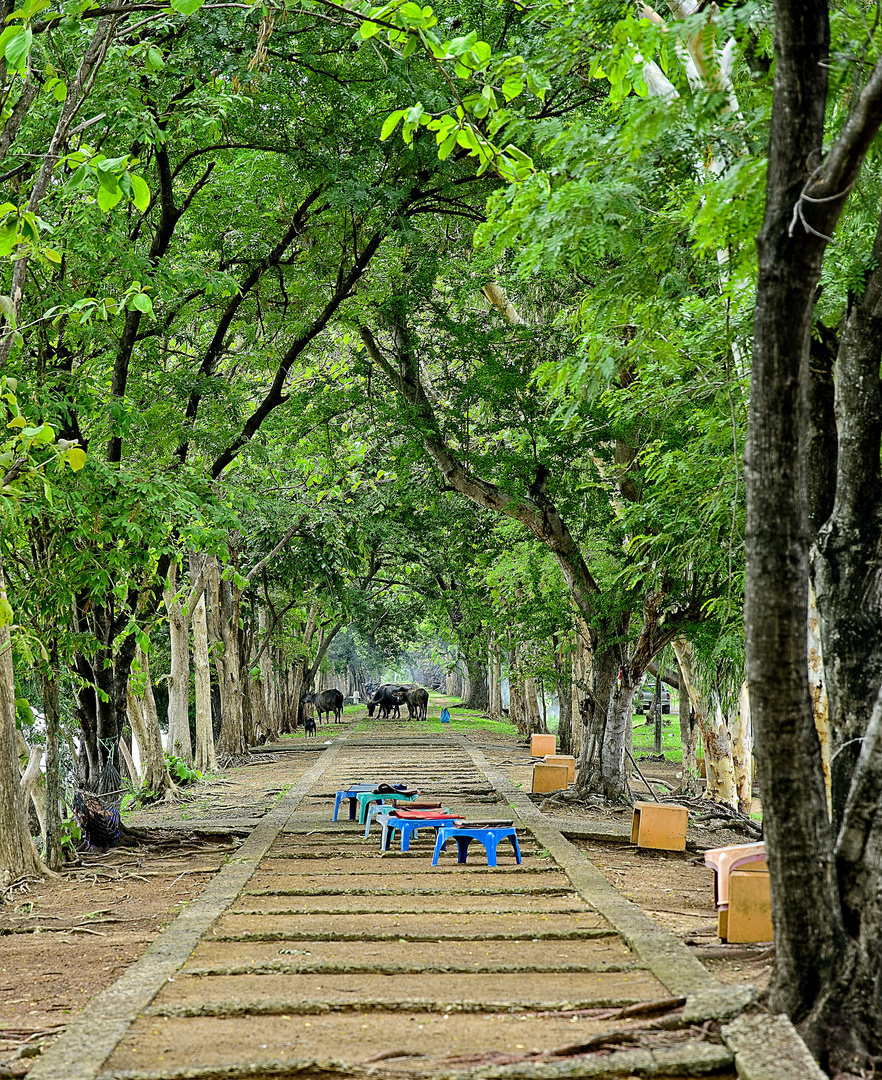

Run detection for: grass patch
[[631, 713, 683, 763]]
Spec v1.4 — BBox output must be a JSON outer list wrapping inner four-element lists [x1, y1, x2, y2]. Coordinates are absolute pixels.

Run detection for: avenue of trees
[[1, 0, 882, 1067]]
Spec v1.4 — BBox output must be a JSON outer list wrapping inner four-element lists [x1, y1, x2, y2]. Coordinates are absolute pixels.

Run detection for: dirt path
[[1, 727, 757, 1080]]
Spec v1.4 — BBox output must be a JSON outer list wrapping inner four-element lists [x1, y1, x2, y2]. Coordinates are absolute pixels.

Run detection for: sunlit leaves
[[61, 147, 152, 217]]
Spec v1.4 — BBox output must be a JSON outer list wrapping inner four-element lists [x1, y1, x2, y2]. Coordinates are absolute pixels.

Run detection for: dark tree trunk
[[463, 654, 489, 711], [744, 0, 882, 1062], [575, 646, 619, 798], [811, 221, 882, 829]]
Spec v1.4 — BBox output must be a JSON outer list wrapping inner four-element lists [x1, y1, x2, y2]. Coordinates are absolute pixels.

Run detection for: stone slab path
[[27, 732, 727, 1080]]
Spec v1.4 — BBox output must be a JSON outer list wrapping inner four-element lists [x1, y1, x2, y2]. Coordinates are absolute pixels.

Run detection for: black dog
[[304, 717, 317, 738]]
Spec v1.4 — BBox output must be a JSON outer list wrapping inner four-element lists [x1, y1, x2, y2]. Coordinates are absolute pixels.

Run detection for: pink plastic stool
[[704, 842, 767, 906]]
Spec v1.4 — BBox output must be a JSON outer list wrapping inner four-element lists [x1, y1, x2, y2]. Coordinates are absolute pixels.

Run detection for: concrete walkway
[[28, 731, 729, 1080]]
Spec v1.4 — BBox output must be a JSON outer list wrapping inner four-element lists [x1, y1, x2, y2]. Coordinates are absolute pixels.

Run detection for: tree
[[745, 0, 882, 1065]]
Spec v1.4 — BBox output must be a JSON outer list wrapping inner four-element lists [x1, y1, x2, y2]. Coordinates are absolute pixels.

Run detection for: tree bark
[[731, 683, 753, 817], [128, 646, 177, 800], [553, 633, 573, 755], [743, 0, 882, 1052], [0, 566, 45, 884], [39, 655, 63, 871], [163, 560, 193, 764], [677, 658, 700, 795], [206, 555, 246, 763], [488, 632, 503, 718], [190, 554, 217, 774], [523, 670, 543, 734], [464, 653, 489, 712], [18, 730, 45, 837], [673, 638, 737, 807], [258, 607, 278, 741]]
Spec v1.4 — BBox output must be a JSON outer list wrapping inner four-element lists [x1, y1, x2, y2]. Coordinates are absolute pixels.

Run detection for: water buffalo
[[301, 688, 344, 725], [401, 685, 429, 720], [366, 684, 409, 719]]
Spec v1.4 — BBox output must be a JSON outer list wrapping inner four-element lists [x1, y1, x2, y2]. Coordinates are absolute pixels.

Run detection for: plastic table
[[333, 783, 377, 822], [376, 812, 462, 852], [432, 825, 522, 866]]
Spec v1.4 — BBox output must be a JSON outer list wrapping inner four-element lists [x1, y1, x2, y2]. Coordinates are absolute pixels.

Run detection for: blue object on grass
[[440, 708, 451, 724]]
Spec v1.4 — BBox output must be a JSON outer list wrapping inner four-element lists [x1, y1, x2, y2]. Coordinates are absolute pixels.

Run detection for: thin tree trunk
[[190, 554, 217, 774], [258, 607, 277, 741], [677, 660, 700, 795], [163, 560, 193, 764], [731, 683, 753, 817], [0, 569, 45, 884], [128, 646, 177, 800], [489, 632, 503, 717], [207, 555, 246, 762], [18, 730, 45, 837], [673, 638, 738, 808], [39, 654, 63, 870], [553, 632, 573, 755], [118, 736, 139, 786], [524, 672, 543, 734]]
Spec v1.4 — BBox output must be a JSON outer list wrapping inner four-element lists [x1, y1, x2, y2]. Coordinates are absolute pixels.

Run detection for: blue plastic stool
[[356, 790, 419, 824], [432, 826, 522, 866], [377, 813, 461, 852]]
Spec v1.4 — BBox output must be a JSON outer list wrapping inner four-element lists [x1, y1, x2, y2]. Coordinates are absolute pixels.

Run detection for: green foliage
[[165, 754, 201, 785], [58, 815, 82, 857]]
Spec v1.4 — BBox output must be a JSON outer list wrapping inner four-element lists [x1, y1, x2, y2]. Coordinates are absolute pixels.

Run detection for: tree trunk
[[489, 632, 503, 718], [207, 555, 247, 763], [446, 667, 459, 697], [190, 556, 217, 775], [673, 638, 737, 808], [677, 660, 700, 795], [290, 661, 305, 731], [574, 646, 619, 799], [553, 633, 573, 755], [523, 672, 543, 734], [128, 646, 177, 800], [744, 0, 873, 1052], [118, 735, 140, 786], [18, 730, 45, 837], [39, 653, 63, 871], [0, 607, 44, 884], [163, 561, 193, 764], [507, 639, 528, 736], [258, 607, 278, 741], [731, 683, 753, 817]]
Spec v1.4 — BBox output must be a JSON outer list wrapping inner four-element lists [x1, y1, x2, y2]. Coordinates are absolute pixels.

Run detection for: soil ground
[[0, 697, 766, 1078]]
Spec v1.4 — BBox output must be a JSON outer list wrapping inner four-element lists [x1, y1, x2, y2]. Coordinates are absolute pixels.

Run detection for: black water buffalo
[[401, 685, 429, 720], [366, 683, 408, 719], [301, 688, 344, 724]]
